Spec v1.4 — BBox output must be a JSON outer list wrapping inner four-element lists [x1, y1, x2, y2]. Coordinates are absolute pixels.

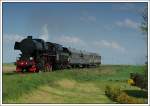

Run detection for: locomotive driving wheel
[[45, 63, 52, 72]]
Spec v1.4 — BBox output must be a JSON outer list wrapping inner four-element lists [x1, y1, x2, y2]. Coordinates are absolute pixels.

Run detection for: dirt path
[[3, 65, 16, 72]]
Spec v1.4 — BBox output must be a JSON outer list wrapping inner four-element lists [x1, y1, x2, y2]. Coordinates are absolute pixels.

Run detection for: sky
[[2, 2, 148, 64]]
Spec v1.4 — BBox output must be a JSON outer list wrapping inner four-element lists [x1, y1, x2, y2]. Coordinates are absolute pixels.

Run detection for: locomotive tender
[[14, 36, 101, 72]]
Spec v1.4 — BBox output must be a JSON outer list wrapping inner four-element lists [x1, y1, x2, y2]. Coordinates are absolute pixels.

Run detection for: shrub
[[105, 85, 121, 101], [105, 85, 145, 104], [117, 92, 145, 104], [130, 72, 147, 90]]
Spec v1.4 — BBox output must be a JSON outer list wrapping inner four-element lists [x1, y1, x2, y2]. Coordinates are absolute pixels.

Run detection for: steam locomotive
[[14, 36, 101, 72]]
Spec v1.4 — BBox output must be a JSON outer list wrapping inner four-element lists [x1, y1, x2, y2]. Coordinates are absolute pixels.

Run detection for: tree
[[141, 5, 148, 35], [140, 5, 148, 90]]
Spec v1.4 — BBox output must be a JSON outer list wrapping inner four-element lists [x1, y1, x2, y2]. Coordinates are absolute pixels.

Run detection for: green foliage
[[105, 85, 121, 101], [105, 85, 146, 104], [117, 92, 145, 104], [140, 5, 148, 34], [130, 65, 148, 90], [139, 3, 148, 92]]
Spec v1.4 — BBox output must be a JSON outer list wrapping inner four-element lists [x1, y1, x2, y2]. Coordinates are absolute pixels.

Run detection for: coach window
[[80, 53, 83, 58]]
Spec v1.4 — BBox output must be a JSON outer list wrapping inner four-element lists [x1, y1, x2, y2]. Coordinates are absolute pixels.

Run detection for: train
[[14, 36, 101, 72]]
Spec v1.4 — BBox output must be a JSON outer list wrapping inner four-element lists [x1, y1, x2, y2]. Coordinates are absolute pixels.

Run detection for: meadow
[[2, 64, 148, 104]]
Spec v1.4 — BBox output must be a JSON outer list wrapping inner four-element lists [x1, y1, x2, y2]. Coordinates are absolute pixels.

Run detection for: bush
[[105, 85, 121, 101], [117, 92, 145, 104], [105, 85, 145, 104]]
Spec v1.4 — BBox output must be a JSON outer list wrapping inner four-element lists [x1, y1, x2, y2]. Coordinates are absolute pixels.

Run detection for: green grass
[[2, 65, 147, 103]]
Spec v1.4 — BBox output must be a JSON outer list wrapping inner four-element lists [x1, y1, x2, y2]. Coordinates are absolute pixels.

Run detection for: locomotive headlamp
[[30, 57, 33, 60]]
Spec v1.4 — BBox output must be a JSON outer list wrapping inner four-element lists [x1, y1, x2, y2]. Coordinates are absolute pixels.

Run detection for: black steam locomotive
[[14, 36, 101, 72]]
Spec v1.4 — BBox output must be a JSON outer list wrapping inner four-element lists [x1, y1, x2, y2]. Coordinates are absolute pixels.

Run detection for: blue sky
[[3, 2, 147, 64]]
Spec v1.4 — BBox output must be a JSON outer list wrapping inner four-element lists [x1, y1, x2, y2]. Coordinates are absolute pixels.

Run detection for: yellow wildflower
[[128, 79, 135, 85]]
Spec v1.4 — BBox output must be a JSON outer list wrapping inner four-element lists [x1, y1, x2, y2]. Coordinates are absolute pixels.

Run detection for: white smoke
[[3, 34, 25, 43], [39, 24, 49, 41]]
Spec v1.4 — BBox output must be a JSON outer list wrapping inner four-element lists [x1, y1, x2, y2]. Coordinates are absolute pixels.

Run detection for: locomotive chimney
[[14, 42, 20, 50], [27, 36, 32, 39]]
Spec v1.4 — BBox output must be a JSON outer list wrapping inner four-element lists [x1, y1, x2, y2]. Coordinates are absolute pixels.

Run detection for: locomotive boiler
[[14, 36, 101, 72]]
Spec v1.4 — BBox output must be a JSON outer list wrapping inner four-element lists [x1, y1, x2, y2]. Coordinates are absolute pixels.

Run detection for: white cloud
[[101, 40, 111, 47], [3, 34, 25, 43], [116, 18, 140, 29], [93, 40, 126, 52], [39, 24, 49, 41], [55, 35, 86, 46], [3, 34, 25, 63], [3, 24, 49, 44]]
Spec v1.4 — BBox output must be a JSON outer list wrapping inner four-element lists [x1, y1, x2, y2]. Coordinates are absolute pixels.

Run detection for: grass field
[[2, 64, 148, 104]]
